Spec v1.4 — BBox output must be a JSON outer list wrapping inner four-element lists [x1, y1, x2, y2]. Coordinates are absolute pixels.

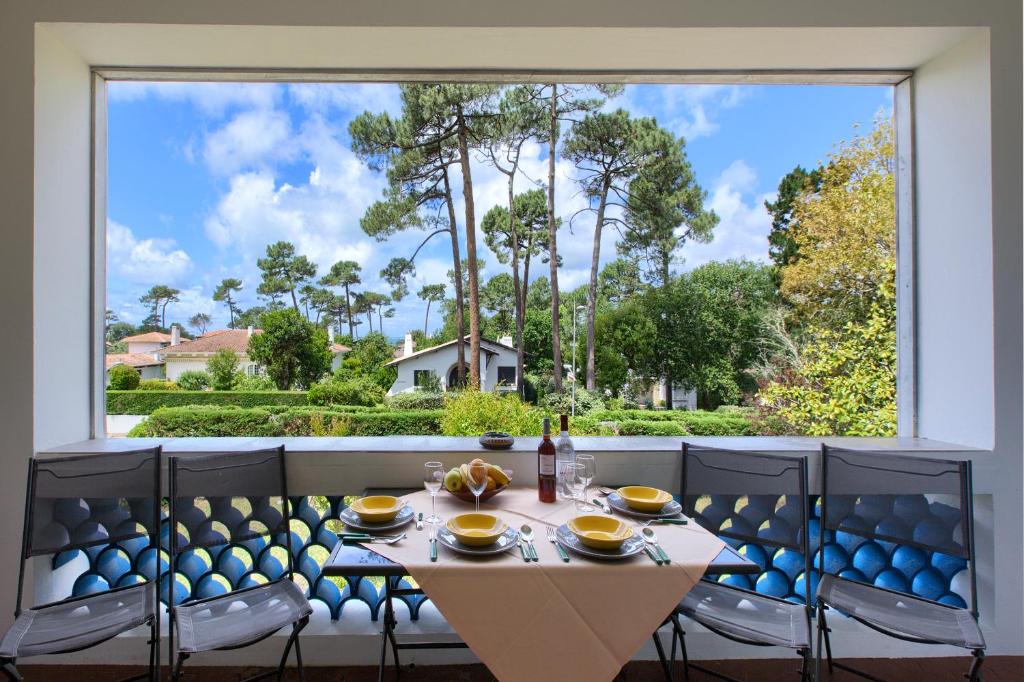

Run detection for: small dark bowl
[[479, 432, 515, 450]]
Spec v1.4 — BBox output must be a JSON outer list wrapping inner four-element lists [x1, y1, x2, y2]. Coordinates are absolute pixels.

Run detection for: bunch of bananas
[[443, 458, 511, 493]]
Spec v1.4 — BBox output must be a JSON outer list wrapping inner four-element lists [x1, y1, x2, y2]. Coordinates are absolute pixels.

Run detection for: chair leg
[[798, 648, 810, 682], [652, 627, 672, 682], [294, 634, 306, 682], [276, 616, 308, 682], [819, 604, 835, 673], [675, 621, 690, 682], [967, 648, 985, 681], [171, 652, 188, 682], [0, 659, 22, 682]]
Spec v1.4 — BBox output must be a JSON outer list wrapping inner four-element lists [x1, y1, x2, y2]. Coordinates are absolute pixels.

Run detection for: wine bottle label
[[539, 454, 555, 476]]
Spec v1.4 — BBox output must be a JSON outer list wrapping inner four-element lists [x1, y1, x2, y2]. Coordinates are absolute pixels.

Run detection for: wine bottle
[[538, 417, 556, 502], [555, 413, 575, 499]]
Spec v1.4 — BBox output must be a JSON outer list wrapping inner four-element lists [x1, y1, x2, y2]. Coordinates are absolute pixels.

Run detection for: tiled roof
[[385, 336, 514, 366], [160, 329, 259, 356], [120, 331, 172, 344], [330, 343, 351, 354], [105, 353, 164, 369]]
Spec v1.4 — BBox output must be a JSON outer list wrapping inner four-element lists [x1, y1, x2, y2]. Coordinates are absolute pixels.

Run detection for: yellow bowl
[[349, 496, 404, 523], [617, 486, 673, 513], [446, 513, 508, 547], [567, 515, 633, 550]]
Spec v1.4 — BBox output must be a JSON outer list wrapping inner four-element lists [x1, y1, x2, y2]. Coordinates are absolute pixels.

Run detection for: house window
[[497, 366, 516, 386], [414, 370, 437, 388]]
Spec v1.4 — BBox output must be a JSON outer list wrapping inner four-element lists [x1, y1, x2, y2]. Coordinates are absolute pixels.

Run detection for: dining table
[[322, 486, 758, 682]]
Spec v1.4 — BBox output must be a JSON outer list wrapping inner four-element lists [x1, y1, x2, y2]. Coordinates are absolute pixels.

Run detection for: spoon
[[641, 527, 670, 564], [598, 486, 617, 496], [520, 524, 538, 561]]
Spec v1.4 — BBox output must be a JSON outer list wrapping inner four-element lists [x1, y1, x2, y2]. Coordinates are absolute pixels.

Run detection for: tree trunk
[[160, 300, 168, 329], [423, 299, 431, 337], [366, 310, 373, 333], [443, 167, 466, 386], [290, 287, 299, 313], [586, 179, 610, 391], [506, 175, 526, 398], [547, 84, 563, 391], [660, 256, 673, 409], [456, 105, 482, 390], [343, 284, 354, 338], [227, 294, 235, 329]]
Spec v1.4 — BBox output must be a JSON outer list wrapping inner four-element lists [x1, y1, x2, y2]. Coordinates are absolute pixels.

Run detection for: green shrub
[[108, 364, 140, 390], [107, 390, 309, 415], [279, 408, 443, 436], [588, 409, 755, 436], [386, 391, 445, 411], [232, 373, 277, 391], [616, 420, 689, 436], [206, 348, 240, 390], [541, 387, 605, 416], [440, 390, 541, 436], [137, 379, 180, 391], [308, 377, 385, 407], [128, 406, 283, 437], [176, 371, 211, 391]]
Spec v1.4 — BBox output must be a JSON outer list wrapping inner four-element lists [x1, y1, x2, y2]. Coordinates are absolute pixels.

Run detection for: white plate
[[607, 492, 684, 519], [437, 526, 520, 556], [555, 524, 646, 560], [339, 505, 415, 533]]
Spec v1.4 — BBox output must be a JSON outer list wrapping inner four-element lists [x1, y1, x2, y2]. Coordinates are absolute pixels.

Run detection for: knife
[[429, 528, 438, 562], [650, 518, 688, 525], [416, 512, 424, 531], [593, 498, 612, 514], [518, 539, 530, 562]]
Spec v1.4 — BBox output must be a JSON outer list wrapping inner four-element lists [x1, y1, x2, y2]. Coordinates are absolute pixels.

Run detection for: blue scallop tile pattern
[[45, 492, 971, 619]]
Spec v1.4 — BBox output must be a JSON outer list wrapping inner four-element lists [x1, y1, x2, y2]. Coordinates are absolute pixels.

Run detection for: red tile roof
[[105, 353, 164, 369], [121, 331, 172, 344], [159, 329, 259, 356], [330, 343, 351, 354]]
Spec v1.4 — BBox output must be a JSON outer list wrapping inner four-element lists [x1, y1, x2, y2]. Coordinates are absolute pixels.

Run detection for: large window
[[102, 78, 899, 439]]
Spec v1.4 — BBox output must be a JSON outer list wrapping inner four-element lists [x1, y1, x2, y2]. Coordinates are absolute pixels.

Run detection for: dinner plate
[[340, 505, 415, 533], [607, 492, 683, 519], [436, 526, 520, 556], [555, 524, 646, 560]]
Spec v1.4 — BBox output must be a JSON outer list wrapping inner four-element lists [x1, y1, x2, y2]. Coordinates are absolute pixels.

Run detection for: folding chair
[[815, 445, 985, 681], [167, 446, 312, 681], [670, 443, 813, 681], [0, 447, 162, 681]]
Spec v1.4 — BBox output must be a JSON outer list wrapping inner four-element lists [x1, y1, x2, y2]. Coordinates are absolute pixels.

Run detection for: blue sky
[[106, 81, 891, 336]]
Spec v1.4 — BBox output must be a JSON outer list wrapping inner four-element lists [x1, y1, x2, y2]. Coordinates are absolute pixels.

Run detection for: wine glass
[[575, 454, 596, 512], [564, 462, 587, 511], [423, 461, 444, 524], [466, 461, 489, 512]]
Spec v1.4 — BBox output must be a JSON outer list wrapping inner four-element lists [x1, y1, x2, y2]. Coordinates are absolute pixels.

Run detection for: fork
[[546, 526, 570, 562], [429, 526, 438, 562], [340, 532, 406, 544]]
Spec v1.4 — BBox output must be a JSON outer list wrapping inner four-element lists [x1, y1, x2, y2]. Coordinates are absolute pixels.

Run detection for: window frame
[[89, 68, 916, 436]]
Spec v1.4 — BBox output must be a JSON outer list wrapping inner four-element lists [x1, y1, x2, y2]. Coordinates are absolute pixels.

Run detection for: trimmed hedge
[[128, 406, 443, 437], [107, 390, 310, 415], [616, 420, 689, 436], [590, 409, 755, 436]]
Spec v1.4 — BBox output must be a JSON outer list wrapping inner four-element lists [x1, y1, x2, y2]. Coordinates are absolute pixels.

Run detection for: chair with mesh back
[[168, 446, 311, 682], [671, 443, 813, 682], [0, 447, 162, 681], [816, 445, 985, 681]]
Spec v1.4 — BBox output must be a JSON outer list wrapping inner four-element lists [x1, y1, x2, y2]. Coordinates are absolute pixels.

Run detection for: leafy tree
[[417, 283, 446, 336], [108, 364, 140, 390], [235, 305, 272, 330], [189, 313, 211, 336], [176, 370, 211, 391], [598, 258, 646, 304], [213, 278, 243, 328], [335, 332, 398, 391], [319, 261, 361, 337], [480, 273, 516, 337], [246, 308, 331, 389], [563, 110, 659, 390], [106, 321, 136, 345], [759, 263, 896, 436], [139, 285, 180, 329], [206, 347, 240, 390], [764, 165, 823, 268], [301, 287, 335, 326], [256, 241, 318, 312], [781, 119, 895, 329]]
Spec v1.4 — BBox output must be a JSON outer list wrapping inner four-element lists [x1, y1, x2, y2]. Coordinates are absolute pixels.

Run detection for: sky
[[106, 81, 892, 338]]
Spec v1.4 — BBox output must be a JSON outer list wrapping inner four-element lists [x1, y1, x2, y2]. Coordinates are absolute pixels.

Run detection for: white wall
[[164, 356, 257, 381], [0, 0, 1019, 661], [388, 346, 518, 394]]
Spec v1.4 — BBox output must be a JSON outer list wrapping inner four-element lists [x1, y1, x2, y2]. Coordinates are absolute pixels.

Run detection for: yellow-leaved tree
[[760, 117, 897, 436]]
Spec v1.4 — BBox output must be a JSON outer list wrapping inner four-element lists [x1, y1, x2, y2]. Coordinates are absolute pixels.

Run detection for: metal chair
[[670, 443, 813, 681], [0, 447, 162, 681], [167, 446, 312, 681], [815, 445, 985, 681]]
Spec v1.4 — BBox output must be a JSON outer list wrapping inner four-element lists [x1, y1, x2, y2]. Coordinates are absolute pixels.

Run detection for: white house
[[120, 330, 173, 355], [385, 334, 520, 395], [104, 330, 173, 384]]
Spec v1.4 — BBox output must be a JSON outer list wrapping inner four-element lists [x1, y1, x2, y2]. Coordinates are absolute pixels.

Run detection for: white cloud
[[107, 219, 193, 284], [616, 84, 750, 141], [107, 81, 281, 117], [203, 109, 297, 175], [680, 160, 773, 270], [288, 83, 402, 117]]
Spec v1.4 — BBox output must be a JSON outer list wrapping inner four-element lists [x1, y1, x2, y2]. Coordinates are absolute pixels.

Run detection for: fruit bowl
[[617, 486, 673, 513], [446, 513, 508, 547], [567, 515, 633, 550], [443, 459, 513, 503], [349, 496, 404, 523]]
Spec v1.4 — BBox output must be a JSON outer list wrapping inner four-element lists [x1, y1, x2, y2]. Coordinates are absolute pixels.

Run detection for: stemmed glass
[[575, 454, 596, 512], [467, 461, 489, 512], [423, 461, 444, 524], [565, 462, 588, 511]]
